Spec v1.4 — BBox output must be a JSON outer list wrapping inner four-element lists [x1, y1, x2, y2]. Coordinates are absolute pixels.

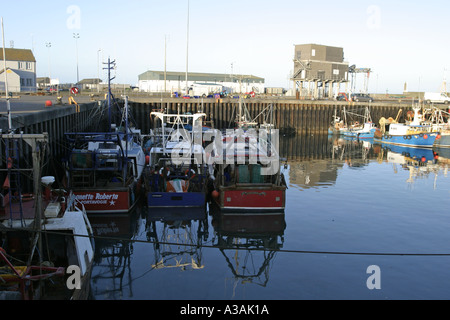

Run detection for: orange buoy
[[45, 100, 52, 107], [212, 190, 219, 199], [145, 155, 150, 164], [423, 134, 428, 139]]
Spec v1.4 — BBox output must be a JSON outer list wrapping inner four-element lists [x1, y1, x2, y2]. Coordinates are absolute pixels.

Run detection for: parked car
[[351, 93, 374, 102]]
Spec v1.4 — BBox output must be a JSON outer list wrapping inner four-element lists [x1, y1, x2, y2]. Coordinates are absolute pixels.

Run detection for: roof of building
[[139, 70, 264, 83], [78, 78, 102, 84], [36, 77, 50, 83], [0, 68, 20, 83], [0, 67, 19, 75], [0, 48, 36, 62]]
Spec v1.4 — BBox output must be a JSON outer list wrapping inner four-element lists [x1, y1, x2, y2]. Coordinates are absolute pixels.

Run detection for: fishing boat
[[434, 129, 450, 148], [341, 107, 377, 139], [374, 106, 440, 148], [143, 111, 210, 208], [328, 107, 349, 135], [64, 62, 145, 214], [329, 106, 375, 137], [427, 107, 450, 148], [0, 133, 94, 300], [210, 100, 287, 213], [343, 121, 377, 139]]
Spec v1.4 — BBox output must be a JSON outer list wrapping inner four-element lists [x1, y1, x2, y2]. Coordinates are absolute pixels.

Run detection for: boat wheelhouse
[[144, 111, 210, 208]]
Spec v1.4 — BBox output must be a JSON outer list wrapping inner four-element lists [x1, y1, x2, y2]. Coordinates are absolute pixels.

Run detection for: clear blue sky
[[2, 0, 449, 93]]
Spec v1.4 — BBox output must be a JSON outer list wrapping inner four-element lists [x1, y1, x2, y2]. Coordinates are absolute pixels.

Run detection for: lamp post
[[1, 17, 11, 131], [73, 33, 80, 83]]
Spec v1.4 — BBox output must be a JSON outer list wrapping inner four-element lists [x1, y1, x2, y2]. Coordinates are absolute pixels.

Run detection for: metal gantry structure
[[349, 65, 372, 94]]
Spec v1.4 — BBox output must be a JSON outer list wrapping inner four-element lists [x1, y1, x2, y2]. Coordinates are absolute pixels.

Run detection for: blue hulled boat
[[144, 111, 211, 208], [374, 106, 440, 148]]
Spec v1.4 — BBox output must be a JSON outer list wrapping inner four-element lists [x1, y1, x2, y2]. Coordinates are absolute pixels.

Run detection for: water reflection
[[284, 135, 375, 189], [283, 134, 449, 190], [374, 143, 449, 187], [89, 207, 142, 299], [88, 134, 449, 300], [145, 207, 208, 271], [210, 205, 285, 289]]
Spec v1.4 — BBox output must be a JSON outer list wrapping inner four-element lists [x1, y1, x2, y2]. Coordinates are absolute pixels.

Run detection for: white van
[[424, 92, 450, 104]]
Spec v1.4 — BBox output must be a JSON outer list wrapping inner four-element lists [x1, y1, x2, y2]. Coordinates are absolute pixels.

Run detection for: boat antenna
[[103, 57, 116, 131], [1, 17, 12, 132]]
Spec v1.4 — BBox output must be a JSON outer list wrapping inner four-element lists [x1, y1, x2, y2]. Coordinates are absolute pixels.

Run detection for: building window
[[26, 78, 32, 86], [26, 62, 32, 70], [18, 62, 24, 69], [20, 78, 25, 86], [311, 49, 316, 57]]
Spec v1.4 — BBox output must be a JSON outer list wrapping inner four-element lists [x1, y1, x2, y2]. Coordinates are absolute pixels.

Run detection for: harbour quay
[[0, 94, 426, 141], [128, 96, 408, 135], [0, 93, 423, 178]]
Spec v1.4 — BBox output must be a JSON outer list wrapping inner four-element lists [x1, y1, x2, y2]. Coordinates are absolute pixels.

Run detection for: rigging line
[[8, 226, 450, 257]]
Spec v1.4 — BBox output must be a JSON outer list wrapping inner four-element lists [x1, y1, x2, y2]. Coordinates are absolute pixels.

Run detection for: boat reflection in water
[[210, 205, 285, 289], [374, 142, 449, 186], [89, 207, 142, 300], [145, 207, 208, 271], [330, 135, 373, 164]]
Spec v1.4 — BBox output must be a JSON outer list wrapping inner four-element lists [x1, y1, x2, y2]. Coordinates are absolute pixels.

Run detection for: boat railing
[[65, 193, 94, 238], [69, 148, 124, 171]]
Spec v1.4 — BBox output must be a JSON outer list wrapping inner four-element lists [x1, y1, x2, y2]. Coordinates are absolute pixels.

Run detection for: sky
[[2, 0, 450, 93]]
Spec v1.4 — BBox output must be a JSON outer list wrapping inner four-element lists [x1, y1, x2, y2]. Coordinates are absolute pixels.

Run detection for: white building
[[138, 70, 265, 95], [0, 48, 37, 92]]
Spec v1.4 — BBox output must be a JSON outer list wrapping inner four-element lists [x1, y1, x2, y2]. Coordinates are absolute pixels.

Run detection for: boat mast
[[1, 18, 12, 131], [104, 57, 116, 131], [185, 0, 190, 96], [1, 133, 48, 266]]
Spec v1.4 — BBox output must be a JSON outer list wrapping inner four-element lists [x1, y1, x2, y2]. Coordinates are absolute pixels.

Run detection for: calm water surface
[[89, 134, 450, 300]]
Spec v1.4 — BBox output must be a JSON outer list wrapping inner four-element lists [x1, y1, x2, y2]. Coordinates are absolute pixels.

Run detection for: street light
[[73, 33, 80, 83]]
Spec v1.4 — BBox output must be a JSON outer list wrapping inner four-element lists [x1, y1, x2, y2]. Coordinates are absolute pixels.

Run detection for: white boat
[[329, 106, 374, 137], [343, 121, 377, 139], [342, 107, 376, 139], [425, 107, 450, 148], [0, 133, 94, 300], [328, 107, 349, 135]]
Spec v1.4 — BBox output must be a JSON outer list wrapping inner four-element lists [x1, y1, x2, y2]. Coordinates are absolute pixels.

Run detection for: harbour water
[[89, 134, 450, 300]]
